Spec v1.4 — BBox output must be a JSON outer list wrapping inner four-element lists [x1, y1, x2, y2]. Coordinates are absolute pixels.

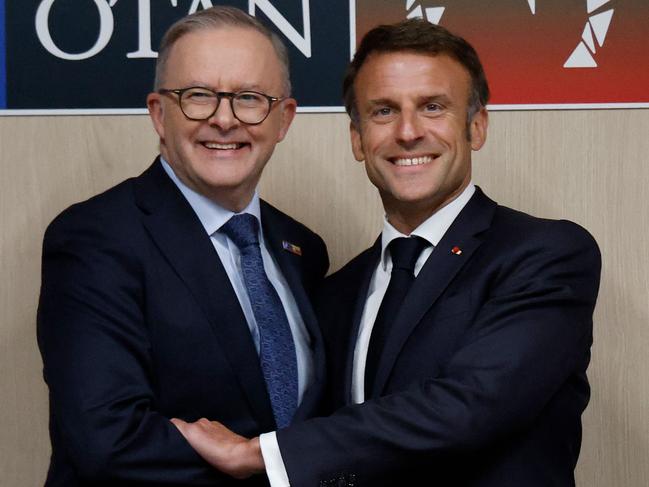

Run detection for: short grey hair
[[153, 6, 291, 96]]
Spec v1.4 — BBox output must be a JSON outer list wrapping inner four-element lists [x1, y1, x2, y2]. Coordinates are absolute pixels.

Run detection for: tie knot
[[220, 213, 260, 249], [389, 237, 427, 273]]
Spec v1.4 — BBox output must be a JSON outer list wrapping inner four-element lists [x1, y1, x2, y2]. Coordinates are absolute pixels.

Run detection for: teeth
[[204, 142, 239, 150], [394, 156, 433, 166]]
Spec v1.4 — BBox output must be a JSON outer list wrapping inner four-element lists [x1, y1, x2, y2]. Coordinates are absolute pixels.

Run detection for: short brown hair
[[154, 6, 291, 96], [343, 19, 490, 125]]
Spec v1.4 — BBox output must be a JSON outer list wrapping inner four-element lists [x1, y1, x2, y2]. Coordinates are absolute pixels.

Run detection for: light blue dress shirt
[[160, 158, 314, 403]]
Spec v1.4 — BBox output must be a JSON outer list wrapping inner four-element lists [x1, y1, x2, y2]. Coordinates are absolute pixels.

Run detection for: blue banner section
[[3, 1, 349, 112], [0, 0, 6, 108], [5, 1, 643, 113]]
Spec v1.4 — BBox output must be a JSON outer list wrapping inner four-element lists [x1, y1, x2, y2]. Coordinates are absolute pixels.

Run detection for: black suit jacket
[[37, 159, 329, 486], [277, 188, 600, 487]]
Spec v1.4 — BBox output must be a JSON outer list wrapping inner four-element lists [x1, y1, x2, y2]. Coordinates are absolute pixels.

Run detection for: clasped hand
[[171, 417, 265, 479]]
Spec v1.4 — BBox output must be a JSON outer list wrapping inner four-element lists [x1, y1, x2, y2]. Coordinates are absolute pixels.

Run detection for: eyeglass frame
[[157, 86, 286, 125]]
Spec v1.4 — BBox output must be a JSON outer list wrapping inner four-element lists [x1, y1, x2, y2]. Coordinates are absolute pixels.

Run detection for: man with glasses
[[37, 6, 328, 486]]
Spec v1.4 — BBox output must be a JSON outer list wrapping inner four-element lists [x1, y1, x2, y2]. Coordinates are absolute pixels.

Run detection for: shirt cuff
[[259, 431, 290, 487]]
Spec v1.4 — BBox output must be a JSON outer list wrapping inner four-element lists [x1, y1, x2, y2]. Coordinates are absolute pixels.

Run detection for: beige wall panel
[[473, 110, 649, 487], [1, 110, 648, 485], [0, 116, 158, 486], [259, 114, 384, 271]]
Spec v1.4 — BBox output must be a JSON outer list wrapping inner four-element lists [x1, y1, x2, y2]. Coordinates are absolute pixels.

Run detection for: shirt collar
[[160, 157, 262, 236], [379, 183, 475, 270]]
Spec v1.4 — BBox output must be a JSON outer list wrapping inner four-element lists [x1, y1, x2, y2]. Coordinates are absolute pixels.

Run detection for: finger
[[170, 418, 189, 435]]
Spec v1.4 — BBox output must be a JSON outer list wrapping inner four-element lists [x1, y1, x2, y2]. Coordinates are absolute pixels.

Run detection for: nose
[[395, 110, 424, 147], [207, 97, 239, 131]]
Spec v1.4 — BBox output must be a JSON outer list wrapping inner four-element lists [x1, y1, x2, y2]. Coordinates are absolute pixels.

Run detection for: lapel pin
[[282, 240, 302, 256], [451, 246, 463, 255]]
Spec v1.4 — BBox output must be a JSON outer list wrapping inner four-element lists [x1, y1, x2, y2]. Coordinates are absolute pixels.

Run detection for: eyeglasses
[[158, 86, 285, 125]]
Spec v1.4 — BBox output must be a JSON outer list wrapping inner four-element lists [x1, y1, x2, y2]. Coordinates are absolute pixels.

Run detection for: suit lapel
[[343, 240, 382, 404], [134, 160, 275, 429], [260, 203, 318, 343], [260, 202, 326, 419], [371, 189, 497, 397]]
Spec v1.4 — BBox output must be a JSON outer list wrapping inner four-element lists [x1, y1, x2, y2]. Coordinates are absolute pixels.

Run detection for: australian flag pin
[[282, 240, 302, 256], [451, 245, 463, 255]]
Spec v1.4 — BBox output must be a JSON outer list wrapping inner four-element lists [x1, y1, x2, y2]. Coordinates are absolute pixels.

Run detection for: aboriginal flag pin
[[451, 246, 463, 255], [282, 240, 302, 256]]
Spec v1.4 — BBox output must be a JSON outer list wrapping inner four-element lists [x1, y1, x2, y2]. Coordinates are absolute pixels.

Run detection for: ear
[[350, 120, 366, 162], [469, 107, 488, 151], [276, 97, 297, 142], [147, 92, 165, 139]]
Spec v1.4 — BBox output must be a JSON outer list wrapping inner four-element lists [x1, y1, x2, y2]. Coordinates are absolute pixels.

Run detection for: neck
[[385, 207, 434, 235], [160, 154, 256, 213], [210, 189, 255, 214], [188, 180, 255, 214], [383, 188, 467, 235]]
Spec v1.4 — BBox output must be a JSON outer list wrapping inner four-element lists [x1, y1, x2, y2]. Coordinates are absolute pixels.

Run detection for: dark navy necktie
[[365, 236, 428, 398], [220, 213, 298, 428]]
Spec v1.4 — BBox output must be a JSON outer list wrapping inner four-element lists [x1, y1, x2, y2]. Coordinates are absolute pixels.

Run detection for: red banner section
[[353, 0, 648, 108]]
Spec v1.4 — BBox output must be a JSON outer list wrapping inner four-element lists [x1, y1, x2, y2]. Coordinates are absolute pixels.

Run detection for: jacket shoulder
[[491, 204, 600, 256], [44, 176, 140, 243]]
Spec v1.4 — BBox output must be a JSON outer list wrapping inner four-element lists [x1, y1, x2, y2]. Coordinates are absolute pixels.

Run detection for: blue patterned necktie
[[220, 213, 298, 428]]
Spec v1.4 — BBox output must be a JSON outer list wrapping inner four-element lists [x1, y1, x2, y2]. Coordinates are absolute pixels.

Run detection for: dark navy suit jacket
[[277, 188, 600, 487], [37, 159, 329, 486]]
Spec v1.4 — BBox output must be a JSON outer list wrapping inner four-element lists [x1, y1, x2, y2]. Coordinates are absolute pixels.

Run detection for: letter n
[[249, 0, 311, 58]]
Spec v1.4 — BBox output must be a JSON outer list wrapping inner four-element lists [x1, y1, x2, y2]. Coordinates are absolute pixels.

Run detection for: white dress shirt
[[260, 183, 476, 486], [352, 183, 475, 403], [160, 158, 314, 401]]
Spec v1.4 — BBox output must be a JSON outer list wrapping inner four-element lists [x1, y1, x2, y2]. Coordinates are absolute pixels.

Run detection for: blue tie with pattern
[[220, 213, 298, 428]]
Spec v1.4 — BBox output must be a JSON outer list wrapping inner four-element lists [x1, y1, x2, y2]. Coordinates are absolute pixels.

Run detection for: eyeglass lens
[[179, 88, 271, 124]]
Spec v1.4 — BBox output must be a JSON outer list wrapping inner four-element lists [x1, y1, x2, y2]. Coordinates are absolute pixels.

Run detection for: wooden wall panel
[[472, 110, 649, 487], [1, 109, 647, 485], [0, 116, 157, 486]]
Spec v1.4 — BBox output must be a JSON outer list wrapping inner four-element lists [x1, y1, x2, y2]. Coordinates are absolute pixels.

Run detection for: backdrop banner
[[1, 0, 646, 114]]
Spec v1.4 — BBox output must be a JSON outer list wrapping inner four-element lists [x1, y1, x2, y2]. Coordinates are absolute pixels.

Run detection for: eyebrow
[[366, 98, 397, 108], [236, 83, 266, 92], [366, 93, 454, 108], [183, 81, 267, 92], [418, 94, 453, 106]]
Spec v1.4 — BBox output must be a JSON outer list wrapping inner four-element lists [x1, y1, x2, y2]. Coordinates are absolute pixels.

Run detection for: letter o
[[35, 0, 114, 60]]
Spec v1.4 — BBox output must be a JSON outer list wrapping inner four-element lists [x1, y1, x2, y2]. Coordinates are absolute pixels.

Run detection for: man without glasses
[[37, 6, 328, 486], [174, 18, 601, 487]]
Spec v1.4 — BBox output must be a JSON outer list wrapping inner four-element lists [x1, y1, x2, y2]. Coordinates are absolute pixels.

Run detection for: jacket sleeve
[[37, 207, 229, 485]]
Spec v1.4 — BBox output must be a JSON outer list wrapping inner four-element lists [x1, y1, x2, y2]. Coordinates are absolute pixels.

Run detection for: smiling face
[[147, 27, 296, 211], [350, 51, 488, 234]]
